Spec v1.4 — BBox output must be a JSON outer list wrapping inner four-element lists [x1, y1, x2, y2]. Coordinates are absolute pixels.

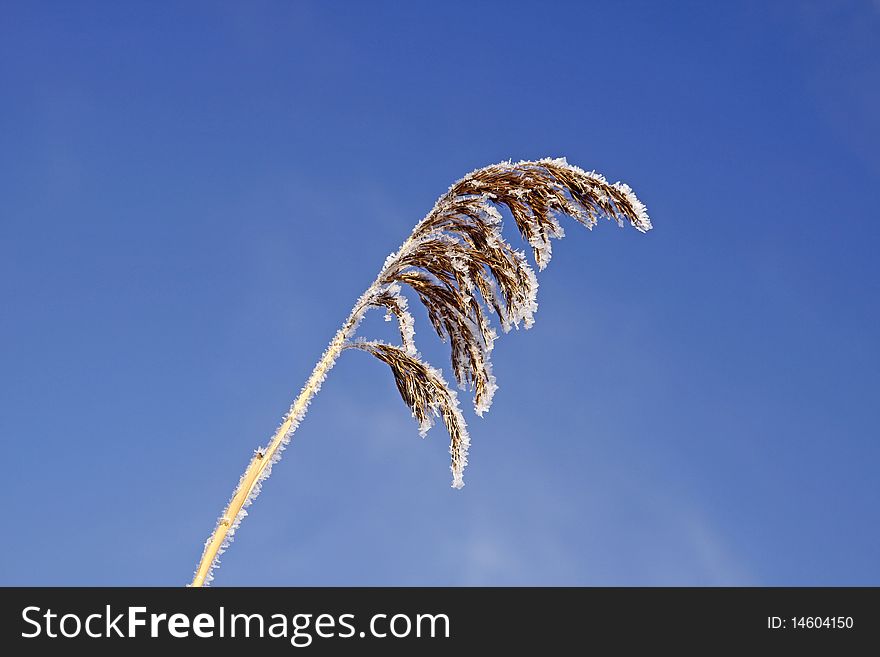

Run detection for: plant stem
[[190, 232, 418, 587], [190, 310, 362, 587]]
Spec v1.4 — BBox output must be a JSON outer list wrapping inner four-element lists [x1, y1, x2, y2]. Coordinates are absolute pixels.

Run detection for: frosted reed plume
[[190, 157, 651, 586]]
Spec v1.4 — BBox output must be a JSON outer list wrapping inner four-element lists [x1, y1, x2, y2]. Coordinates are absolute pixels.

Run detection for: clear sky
[[1, 1, 878, 586]]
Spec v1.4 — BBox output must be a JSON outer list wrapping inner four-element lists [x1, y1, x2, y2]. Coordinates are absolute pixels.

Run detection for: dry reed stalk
[[190, 157, 651, 586]]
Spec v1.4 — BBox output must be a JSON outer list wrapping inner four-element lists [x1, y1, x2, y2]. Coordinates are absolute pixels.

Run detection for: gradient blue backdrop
[[1, 1, 878, 585]]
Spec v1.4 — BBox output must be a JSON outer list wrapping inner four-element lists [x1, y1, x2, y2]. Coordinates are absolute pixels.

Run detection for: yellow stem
[[189, 231, 417, 587], [190, 325, 352, 587]]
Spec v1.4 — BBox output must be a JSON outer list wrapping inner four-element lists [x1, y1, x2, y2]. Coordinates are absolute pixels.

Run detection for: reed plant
[[190, 158, 650, 586]]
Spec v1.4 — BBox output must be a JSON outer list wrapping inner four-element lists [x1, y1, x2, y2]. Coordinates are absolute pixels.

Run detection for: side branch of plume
[[347, 340, 469, 488]]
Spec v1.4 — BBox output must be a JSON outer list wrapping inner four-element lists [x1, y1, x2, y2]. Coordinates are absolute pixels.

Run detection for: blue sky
[[1, 1, 878, 586]]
